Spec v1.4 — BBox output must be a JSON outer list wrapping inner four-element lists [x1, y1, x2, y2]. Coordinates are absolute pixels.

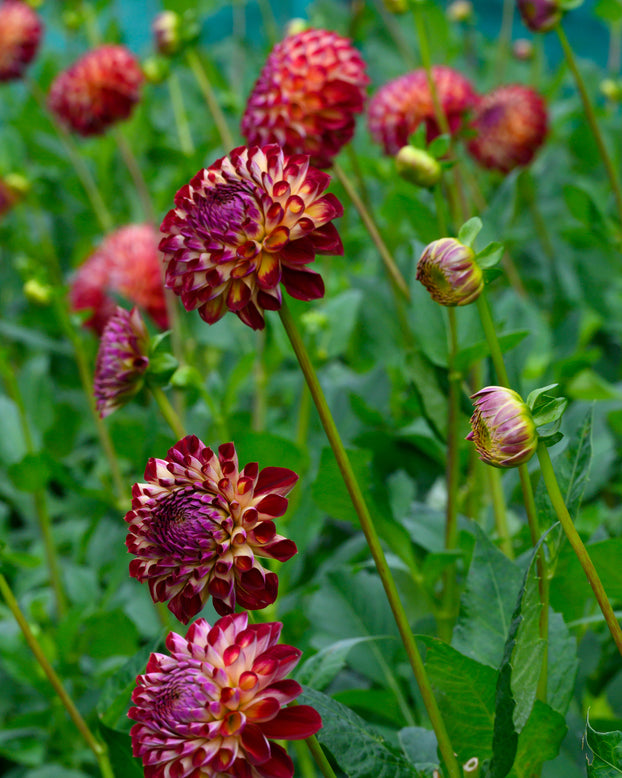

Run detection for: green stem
[[294, 740, 317, 778], [0, 574, 115, 778], [278, 300, 461, 778], [537, 442, 622, 655], [296, 383, 312, 448], [556, 24, 622, 226], [112, 128, 155, 223], [488, 467, 513, 559], [168, 73, 195, 156], [0, 356, 67, 617], [495, 0, 514, 80], [252, 330, 268, 433], [149, 385, 186, 440], [412, 2, 450, 136], [28, 80, 113, 232], [332, 162, 410, 300], [305, 734, 338, 778], [185, 49, 235, 149]]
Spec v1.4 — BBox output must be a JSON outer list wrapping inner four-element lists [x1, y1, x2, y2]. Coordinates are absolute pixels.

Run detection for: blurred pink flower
[[160, 144, 343, 330], [125, 435, 298, 622], [129, 613, 321, 778], [0, 0, 43, 82], [48, 45, 143, 136], [69, 224, 168, 334]]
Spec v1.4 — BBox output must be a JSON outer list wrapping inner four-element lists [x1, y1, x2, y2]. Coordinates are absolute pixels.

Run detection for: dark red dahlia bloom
[[47, 45, 143, 136], [125, 435, 299, 622], [160, 144, 343, 330], [368, 66, 477, 155], [0, 0, 42, 82], [129, 613, 321, 778], [467, 84, 548, 173], [241, 28, 369, 169], [69, 224, 168, 334], [517, 0, 562, 32]]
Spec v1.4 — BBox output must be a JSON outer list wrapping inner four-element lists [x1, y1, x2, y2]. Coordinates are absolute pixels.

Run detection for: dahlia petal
[[255, 743, 294, 778], [240, 724, 271, 764], [310, 222, 344, 255], [259, 705, 322, 740], [254, 467, 299, 497], [281, 266, 325, 301], [256, 253, 282, 289]]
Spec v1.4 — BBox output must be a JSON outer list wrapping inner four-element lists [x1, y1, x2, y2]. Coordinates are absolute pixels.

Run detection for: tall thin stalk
[[168, 72, 195, 156], [185, 49, 235, 149]]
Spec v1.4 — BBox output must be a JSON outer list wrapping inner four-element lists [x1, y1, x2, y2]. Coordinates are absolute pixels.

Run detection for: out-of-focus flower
[[48, 45, 143, 136], [160, 144, 343, 330], [125, 435, 299, 622], [517, 0, 562, 33], [467, 386, 538, 468], [129, 613, 321, 778], [69, 224, 168, 334], [383, 0, 409, 13], [94, 306, 150, 418], [512, 38, 535, 61], [601, 78, 622, 102], [0, 0, 43, 82], [152, 10, 181, 56], [241, 28, 369, 169], [368, 66, 477, 155], [395, 145, 442, 188], [467, 84, 547, 173], [447, 0, 473, 22], [0, 174, 29, 218], [416, 237, 483, 306]]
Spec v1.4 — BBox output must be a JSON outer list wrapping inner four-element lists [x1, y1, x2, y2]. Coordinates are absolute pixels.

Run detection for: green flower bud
[[23, 279, 52, 305], [142, 56, 170, 85], [152, 11, 181, 56], [447, 0, 473, 22], [396, 145, 442, 188], [416, 237, 483, 306]]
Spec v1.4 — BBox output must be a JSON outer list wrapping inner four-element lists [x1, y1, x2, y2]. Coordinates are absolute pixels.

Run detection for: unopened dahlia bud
[[141, 55, 170, 85], [129, 613, 322, 778], [517, 0, 562, 32], [396, 145, 442, 188], [23, 279, 52, 305], [0, 0, 43, 82], [416, 237, 483, 306], [467, 84, 547, 173], [447, 0, 473, 22], [152, 10, 181, 56], [94, 306, 150, 418], [241, 28, 369, 168], [48, 45, 144, 136], [512, 38, 535, 61], [368, 66, 477, 155], [467, 386, 538, 468]]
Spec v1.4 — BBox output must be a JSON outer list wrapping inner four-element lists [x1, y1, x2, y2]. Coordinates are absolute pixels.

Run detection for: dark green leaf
[[295, 637, 389, 691], [399, 726, 439, 773], [585, 714, 622, 777], [509, 701, 567, 778], [7, 452, 52, 492], [98, 722, 144, 777], [454, 331, 529, 374]]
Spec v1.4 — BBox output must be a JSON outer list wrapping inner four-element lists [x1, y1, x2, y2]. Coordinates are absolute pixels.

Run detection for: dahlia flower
[[152, 10, 181, 56], [160, 144, 343, 330], [125, 435, 298, 622], [0, 0, 43, 82], [69, 224, 168, 334], [417, 237, 483, 306], [129, 613, 322, 778], [467, 85, 548, 174], [94, 306, 150, 418], [241, 28, 369, 168], [368, 66, 476, 155], [517, 0, 562, 32], [467, 386, 538, 468], [48, 45, 143, 136]]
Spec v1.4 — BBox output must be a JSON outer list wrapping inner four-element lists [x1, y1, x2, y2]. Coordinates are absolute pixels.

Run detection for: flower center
[[151, 488, 231, 557], [196, 182, 260, 237]]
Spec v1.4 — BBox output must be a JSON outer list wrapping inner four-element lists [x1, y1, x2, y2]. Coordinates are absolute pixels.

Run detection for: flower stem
[[0, 355, 67, 618], [168, 72, 195, 156], [487, 467, 513, 559], [0, 574, 115, 778], [253, 330, 268, 432], [185, 49, 235, 149], [495, 0, 514, 80], [149, 384, 186, 440], [332, 162, 411, 300], [112, 128, 155, 223], [412, 2, 449, 136], [28, 80, 113, 233], [278, 300, 461, 778], [537, 442, 622, 654], [556, 24, 622, 226], [305, 734, 338, 778]]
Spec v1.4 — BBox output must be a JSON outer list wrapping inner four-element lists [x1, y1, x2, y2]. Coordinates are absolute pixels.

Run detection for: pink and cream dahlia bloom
[[0, 0, 43, 82], [94, 306, 150, 418], [467, 85, 548, 173], [159, 144, 343, 330], [129, 613, 322, 778], [125, 435, 298, 622], [69, 224, 168, 334], [417, 237, 483, 306], [241, 28, 369, 169], [368, 66, 476, 155], [48, 45, 143, 136]]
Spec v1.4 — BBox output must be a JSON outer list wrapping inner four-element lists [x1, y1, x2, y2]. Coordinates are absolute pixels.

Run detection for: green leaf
[[452, 524, 523, 668], [295, 637, 390, 691], [454, 331, 528, 374], [428, 133, 450, 158], [594, 0, 622, 22], [0, 727, 47, 766], [457, 216, 483, 247], [547, 611, 579, 715], [398, 726, 439, 773], [420, 637, 497, 762], [404, 350, 448, 439], [508, 701, 567, 778], [300, 687, 422, 777], [585, 713, 622, 777], [7, 451, 52, 492], [475, 241, 504, 269], [98, 722, 144, 778]]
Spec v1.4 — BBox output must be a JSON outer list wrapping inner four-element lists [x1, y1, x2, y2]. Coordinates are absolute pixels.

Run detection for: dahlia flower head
[[0, 0, 43, 82], [368, 66, 477, 155], [467, 84, 548, 174], [48, 45, 143, 136], [69, 224, 168, 335], [129, 613, 322, 778], [94, 306, 150, 418], [159, 144, 343, 331], [125, 435, 298, 623], [467, 386, 538, 468], [241, 28, 369, 169], [417, 237, 483, 306]]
